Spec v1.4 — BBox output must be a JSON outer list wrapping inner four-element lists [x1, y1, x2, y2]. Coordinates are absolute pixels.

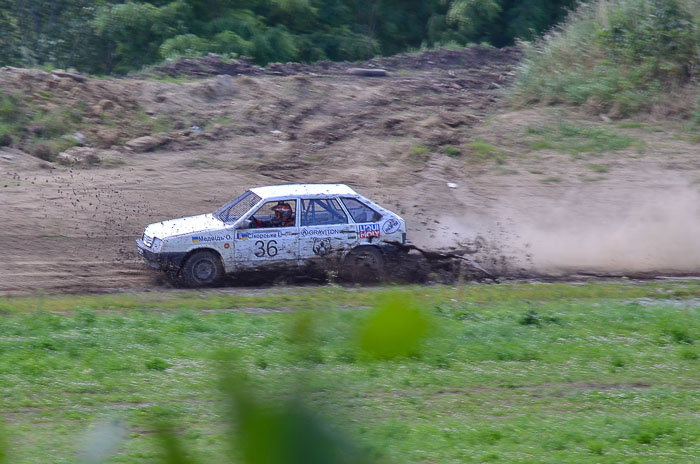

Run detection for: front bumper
[[136, 240, 186, 271]]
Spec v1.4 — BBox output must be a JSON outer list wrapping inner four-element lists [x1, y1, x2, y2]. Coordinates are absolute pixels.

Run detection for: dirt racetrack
[[1, 47, 700, 295]]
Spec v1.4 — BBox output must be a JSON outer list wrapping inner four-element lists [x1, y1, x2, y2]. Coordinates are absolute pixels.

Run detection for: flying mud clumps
[[214, 238, 516, 289]]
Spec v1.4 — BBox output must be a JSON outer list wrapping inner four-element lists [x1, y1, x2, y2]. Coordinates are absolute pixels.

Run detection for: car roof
[[249, 184, 358, 199]]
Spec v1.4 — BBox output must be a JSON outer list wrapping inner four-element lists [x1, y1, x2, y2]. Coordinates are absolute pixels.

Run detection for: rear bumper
[[136, 240, 186, 271]]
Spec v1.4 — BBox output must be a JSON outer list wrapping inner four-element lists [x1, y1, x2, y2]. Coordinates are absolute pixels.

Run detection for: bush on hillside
[[513, 0, 700, 117]]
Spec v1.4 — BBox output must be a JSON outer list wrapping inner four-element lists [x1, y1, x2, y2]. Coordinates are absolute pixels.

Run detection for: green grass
[[587, 163, 609, 173], [442, 145, 462, 157], [0, 281, 699, 463], [526, 122, 643, 156], [616, 122, 646, 129], [467, 139, 507, 164], [0, 90, 89, 160], [408, 144, 431, 161], [541, 176, 562, 183]]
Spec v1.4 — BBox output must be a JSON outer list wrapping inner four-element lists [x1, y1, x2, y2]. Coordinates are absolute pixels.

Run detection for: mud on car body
[[136, 184, 407, 286]]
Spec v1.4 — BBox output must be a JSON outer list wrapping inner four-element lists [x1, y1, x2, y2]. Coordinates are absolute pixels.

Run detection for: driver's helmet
[[272, 202, 292, 222]]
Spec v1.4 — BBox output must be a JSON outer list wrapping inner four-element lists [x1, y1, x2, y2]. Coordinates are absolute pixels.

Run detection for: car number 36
[[254, 240, 278, 258]]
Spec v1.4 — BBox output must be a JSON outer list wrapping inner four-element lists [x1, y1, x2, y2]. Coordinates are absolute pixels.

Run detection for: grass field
[[1, 281, 699, 463]]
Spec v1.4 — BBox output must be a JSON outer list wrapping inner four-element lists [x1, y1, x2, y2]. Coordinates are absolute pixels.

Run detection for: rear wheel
[[181, 250, 224, 287], [341, 247, 384, 283]]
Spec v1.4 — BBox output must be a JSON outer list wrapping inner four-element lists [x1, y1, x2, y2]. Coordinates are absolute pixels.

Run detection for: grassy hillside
[[513, 0, 700, 119]]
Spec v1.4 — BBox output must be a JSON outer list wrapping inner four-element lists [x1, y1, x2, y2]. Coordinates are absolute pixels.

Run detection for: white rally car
[[137, 184, 407, 286]]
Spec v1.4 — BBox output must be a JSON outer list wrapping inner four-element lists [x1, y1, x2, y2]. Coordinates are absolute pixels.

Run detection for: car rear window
[[301, 198, 348, 226], [340, 197, 382, 223]]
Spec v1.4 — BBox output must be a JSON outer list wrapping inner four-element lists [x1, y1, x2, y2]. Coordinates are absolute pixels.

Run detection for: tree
[[93, 1, 190, 73], [0, 1, 21, 66]]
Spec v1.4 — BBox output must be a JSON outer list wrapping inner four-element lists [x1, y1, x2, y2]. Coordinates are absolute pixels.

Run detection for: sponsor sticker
[[312, 238, 332, 257], [358, 223, 380, 238], [382, 218, 401, 234], [236, 231, 281, 240], [301, 228, 343, 237], [192, 234, 231, 243]]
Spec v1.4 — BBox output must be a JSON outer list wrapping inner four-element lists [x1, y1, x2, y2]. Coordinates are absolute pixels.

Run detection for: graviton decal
[[236, 231, 281, 241], [301, 228, 343, 237], [382, 218, 401, 234], [192, 234, 231, 243], [358, 223, 380, 238]]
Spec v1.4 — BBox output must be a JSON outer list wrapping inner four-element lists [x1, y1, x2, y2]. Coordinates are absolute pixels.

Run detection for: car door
[[234, 199, 299, 268], [298, 197, 355, 262]]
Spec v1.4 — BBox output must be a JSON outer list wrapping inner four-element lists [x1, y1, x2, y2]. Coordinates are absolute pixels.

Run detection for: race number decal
[[254, 240, 278, 258]]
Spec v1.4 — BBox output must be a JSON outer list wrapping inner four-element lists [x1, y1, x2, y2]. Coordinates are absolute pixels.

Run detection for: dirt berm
[[1, 46, 699, 294]]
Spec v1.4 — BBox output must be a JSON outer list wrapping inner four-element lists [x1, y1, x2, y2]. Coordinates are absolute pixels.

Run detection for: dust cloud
[[497, 187, 700, 275], [421, 186, 700, 277]]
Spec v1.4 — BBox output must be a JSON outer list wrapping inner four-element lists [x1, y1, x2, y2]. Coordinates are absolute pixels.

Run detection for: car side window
[[340, 197, 382, 223], [301, 198, 348, 226], [248, 200, 296, 228]]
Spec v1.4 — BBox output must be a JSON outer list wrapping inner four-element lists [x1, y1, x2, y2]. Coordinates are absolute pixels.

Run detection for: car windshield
[[213, 191, 262, 223]]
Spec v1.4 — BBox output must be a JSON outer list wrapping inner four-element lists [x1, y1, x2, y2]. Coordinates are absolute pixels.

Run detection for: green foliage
[[224, 387, 366, 464], [0, 1, 20, 66], [0, 92, 19, 124], [0, 0, 578, 73], [358, 293, 431, 359], [160, 34, 211, 60], [447, 0, 503, 37], [93, 1, 191, 73], [596, 0, 697, 81], [252, 26, 299, 64], [514, 0, 700, 116]]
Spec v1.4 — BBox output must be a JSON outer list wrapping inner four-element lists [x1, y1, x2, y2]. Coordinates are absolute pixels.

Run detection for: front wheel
[[341, 247, 384, 283], [181, 250, 224, 287]]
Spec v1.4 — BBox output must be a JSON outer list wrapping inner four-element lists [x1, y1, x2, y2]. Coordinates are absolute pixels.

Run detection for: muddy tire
[[181, 250, 224, 287], [341, 246, 384, 283]]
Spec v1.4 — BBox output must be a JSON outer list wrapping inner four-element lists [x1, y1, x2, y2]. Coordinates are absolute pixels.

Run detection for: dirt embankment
[[1, 46, 699, 295]]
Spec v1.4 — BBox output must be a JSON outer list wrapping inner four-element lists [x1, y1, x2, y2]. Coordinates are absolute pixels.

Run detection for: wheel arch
[[344, 243, 384, 260], [182, 246, 224, 268]]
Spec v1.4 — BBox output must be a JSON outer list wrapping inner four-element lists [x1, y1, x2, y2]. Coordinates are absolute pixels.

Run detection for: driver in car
[[271, 202, 294, 227], [251, 202, 295, 228]]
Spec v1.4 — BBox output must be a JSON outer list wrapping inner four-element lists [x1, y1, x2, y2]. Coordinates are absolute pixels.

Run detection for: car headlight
[[152, 237, 163, 252], [142, 233, 154, 247]]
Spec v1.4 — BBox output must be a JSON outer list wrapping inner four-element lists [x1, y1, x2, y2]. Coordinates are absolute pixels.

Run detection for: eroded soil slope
[[1, 47, 699, 294]]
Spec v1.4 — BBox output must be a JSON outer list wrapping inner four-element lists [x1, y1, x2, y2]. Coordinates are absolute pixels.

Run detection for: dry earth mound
[[1, 46, 699, 295]]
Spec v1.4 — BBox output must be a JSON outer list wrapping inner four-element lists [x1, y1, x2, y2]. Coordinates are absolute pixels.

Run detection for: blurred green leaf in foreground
[[358, 292, 432, 359]]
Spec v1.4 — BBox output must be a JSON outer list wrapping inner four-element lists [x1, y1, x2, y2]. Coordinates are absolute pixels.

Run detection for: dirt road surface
[[1, 47, 699, 295]]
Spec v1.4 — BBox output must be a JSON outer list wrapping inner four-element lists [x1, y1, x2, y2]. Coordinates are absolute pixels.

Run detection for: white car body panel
[[136, 184, 407, 278], [144, 213, 225, 239]]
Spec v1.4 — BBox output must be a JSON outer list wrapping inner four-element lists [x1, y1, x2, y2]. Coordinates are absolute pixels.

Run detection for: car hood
[[144, 213, 225, 239]]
